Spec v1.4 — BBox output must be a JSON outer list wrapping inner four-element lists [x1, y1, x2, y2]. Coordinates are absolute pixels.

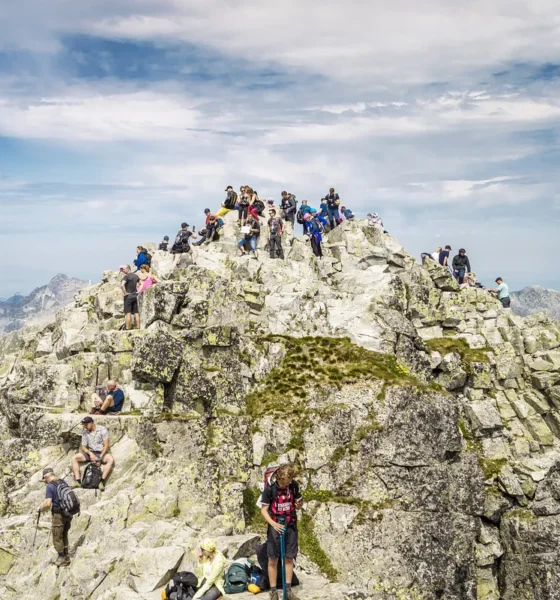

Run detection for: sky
[[1, 0, 560, 297]]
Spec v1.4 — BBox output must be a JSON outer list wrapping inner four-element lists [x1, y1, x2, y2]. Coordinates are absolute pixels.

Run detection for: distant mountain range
[[0, 274, 90, 335], [511, 285, 560, 320]]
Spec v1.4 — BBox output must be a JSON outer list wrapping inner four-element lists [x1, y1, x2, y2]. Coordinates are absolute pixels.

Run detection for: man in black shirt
[[268, 209, 285, 259], [120, 265, 140, 329], [324, 187, 341, 229]]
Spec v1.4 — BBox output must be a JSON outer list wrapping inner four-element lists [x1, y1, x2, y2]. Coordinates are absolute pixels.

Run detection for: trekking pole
[[31, 509, 41, 552], [279, 519, 287, 600]]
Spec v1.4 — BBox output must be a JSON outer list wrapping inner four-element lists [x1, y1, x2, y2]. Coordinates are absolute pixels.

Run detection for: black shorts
[[267, 523, 298, 559], [124, 294, 139, 314], [171, 244, 190, 254]]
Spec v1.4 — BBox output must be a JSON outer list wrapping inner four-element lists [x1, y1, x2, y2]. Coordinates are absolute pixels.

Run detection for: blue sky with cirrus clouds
[[0, 0, 559, 296]]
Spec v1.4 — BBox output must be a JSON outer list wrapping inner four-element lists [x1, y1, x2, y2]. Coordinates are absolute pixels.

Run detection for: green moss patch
[[246, 336, 419, 417], [425, 337, 491, 371], [242, 487, 267, 534], [299, 512, 339, 582]]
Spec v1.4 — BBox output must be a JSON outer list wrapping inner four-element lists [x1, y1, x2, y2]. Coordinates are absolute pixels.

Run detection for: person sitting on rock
[[489, 277, 511, 308], [204, 215, 224, 244], [216, 185, 238, 218], [72, 416, 114, 491], [40, 468, 72, 567], [192, 539, 227, 600], [158, 236, 170, 251], [133, 246, 149, 271], [90, 380, 125, 415], [238, 212, 260, 258], [137, 264, 161, 294], [260, 464, 304, 600], [367, 212, 384, 230], [340, 205, 354, 221]]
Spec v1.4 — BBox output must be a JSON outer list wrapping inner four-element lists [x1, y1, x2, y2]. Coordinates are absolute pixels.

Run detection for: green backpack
[[224, 560, 250, 594]]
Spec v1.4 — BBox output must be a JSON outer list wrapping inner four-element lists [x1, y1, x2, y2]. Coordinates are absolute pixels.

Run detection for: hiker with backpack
[[324, 187, 341, 230], [40, 468, 78, 566], [192, 539, 227, 600], [296, 200, 313, 234], [172, 223, 198, 266], [280, 191, 297, 226], [268, 209, 285, 260], [159, 236, 170, 251], [90, 380, 125, 415], [133, 246, 150, 271], [137, 264, 161, 294], [260, 464, 303, 600], [216, 185, 238, 218], [120, 264, 140, 330], [452, 248, 471, 285], [71, 417, 114, 491], [238, 213, 260, 258]]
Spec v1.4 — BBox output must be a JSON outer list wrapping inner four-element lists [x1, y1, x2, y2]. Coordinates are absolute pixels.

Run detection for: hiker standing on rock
[[260, 464, 303, 600], [120, 265, 140, 330], [171, 222, 198, 267], [40, 468, 72, 566], [324, 187, 341, 230], [72, 417, 114, 491], [268, 209, 285, 260], [489, 277, 511, 308], [280, 191, 297, 227], [452, 249, 471, 285]]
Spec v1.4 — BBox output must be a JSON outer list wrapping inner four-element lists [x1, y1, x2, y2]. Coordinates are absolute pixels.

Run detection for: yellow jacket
[[193, 550, 226, 599]]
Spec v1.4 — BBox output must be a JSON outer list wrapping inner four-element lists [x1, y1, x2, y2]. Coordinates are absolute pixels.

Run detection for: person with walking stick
[[260, 465, 304, 600], [39, 468, 78, 566]]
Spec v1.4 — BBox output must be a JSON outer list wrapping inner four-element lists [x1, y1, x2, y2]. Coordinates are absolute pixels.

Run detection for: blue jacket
[[300, 204, 314, 215], [134, 252, 148, 269]]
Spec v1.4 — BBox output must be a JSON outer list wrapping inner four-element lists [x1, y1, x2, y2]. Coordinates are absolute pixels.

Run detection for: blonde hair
[[140, 264, 150, 273]]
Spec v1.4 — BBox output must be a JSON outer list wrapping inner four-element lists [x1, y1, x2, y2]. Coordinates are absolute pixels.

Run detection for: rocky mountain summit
[[512, 285, 560, 320], [0, 274, 89, 335], [1, 216, 560, 599]]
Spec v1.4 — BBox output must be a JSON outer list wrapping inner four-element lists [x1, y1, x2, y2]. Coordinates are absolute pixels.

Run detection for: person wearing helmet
[[452, 249, 471, 284]]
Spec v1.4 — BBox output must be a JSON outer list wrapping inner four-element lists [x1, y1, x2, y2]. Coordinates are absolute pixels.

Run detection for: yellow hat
[[200, 539, 217, 553], [248, 583, 261, 594]]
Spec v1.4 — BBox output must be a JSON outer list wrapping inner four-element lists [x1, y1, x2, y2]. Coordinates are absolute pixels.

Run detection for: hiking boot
[[54, 555, 71, 567], [287, 588, 300, 600], [269, 591, 279, 600], [98, 481, 105, 491], [71, 481, 81, 488]]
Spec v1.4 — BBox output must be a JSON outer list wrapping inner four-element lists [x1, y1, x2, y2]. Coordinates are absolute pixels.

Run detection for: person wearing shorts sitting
[[71, 417, 114, 491], [90, 380, 125, 415]]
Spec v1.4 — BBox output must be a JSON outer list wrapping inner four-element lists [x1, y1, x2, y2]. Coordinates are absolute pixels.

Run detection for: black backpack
[[164, 571, 197, 600], [54, 480, 81, 517], [143, 250, 152, 266], [253, 199, 265, 215], [81, 463, 103, 489], [224, 560, 250, 594], [224, 191, 238, 209], [296, 207, 305, 224], [173, 230, 191, 250]]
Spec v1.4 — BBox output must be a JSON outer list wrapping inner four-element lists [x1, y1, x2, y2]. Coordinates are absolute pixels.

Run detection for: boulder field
[[1, 217, 560, 599]]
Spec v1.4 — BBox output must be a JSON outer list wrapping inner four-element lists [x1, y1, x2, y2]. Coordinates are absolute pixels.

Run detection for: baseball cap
[[164, 236, 169, 241], [225, 185, 233, 191], [42, 468, 54, 477], [495, 277, 503, 283], [204, 208, 211, 214], [81, 416, 94, 424], [445, 245, 452, 250], [181, 222, 188, 228]]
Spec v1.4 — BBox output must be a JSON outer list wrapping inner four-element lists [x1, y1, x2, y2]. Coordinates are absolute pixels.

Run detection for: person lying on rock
[[40, 468, 72, 567], [192, 539, 227, 600], [260, 464, 304, 600], [90, 380, 125, 415], [72, 416, 114, 491]]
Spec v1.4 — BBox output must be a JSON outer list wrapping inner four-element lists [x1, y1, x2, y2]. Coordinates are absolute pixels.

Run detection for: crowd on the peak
[[423, 245, 511, 308]]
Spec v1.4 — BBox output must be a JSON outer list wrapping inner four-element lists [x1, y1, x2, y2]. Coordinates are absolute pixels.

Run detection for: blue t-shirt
[[497, 283, 510, 299], [46, 481, 61, 512], [109, 388, 125, 412], [439, 250, 449, 266]]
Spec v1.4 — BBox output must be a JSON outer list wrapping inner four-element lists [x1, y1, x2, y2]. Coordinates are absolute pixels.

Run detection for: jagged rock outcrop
[[0, 274, 89, 335], [1, 215, 560, 599], [512, 285, 560, 320]]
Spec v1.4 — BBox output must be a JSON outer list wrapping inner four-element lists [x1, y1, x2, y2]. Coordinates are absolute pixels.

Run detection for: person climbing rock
[[171, 223, 198, 267], [120, 265, 140, 330], [158, 236, 170, 251], [72, 417, 114, 491], [452, 249, 471, 285], [192, 539, 227, 600], [489, 277, 511, 308], [268, 209, 284, 260], [238, 212, 260, 258], [260, 464, 304, 600], [40, 468, 72, 566], [216, 185, 238, 218], [90, 380, 125, 415], [280, 191, 297, 226], [324, 187, 341, 230]]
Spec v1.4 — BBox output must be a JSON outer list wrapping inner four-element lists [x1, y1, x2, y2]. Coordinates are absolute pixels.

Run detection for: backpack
[[296, 207, 305, 224], [253, 199, 265, 215], [174, 230, 191, 249], [81, 463, 103, 489], [164, 571, 198, 600], [54, 479, 80, 517], [224, 560, 251, 594], [143, 250, 152, 266], [224, 191, 238, 209]]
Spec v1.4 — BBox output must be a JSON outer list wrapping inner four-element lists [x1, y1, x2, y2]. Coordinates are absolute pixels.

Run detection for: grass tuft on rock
[[299, 512, 339, 582], [246, 336, 420, 417], [425, 337, 491, 368]]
